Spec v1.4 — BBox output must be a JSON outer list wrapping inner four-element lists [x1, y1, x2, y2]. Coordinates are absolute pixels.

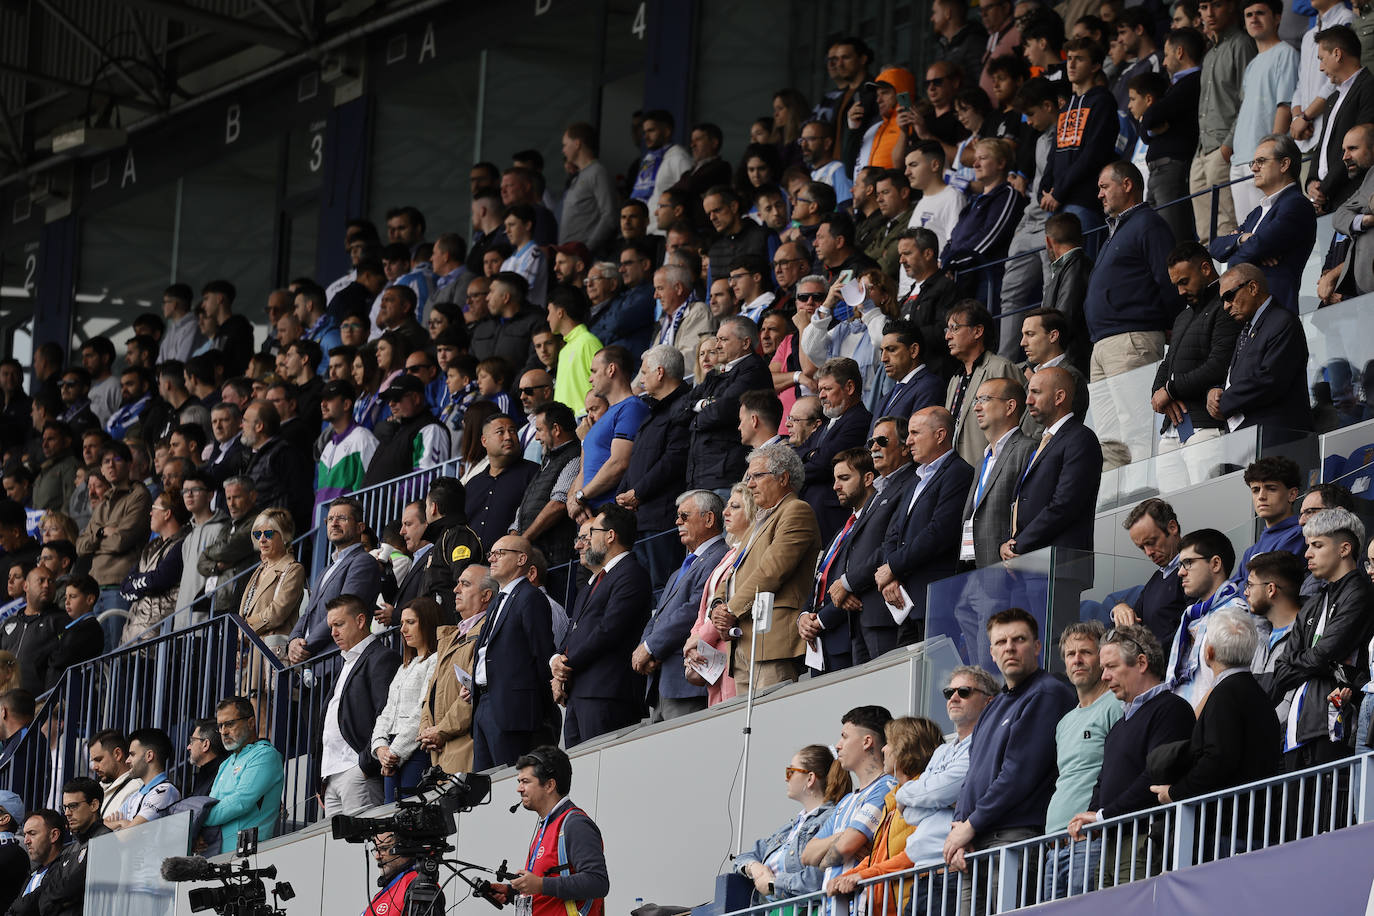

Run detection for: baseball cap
[[381, 374, 425, 401], [0, 790, 25, 827], [321, 379, 357, 401], [552, 242, 592, 265]]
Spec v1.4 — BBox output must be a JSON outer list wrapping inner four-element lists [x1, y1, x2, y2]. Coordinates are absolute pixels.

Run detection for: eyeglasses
[[573, 534, 590, 545], [973, 395, 1011, 406], [943, 686, 988, 700], [674, 511, 698, 522], [488, 547, 524, 557], [1177, 556, 1203, 570], [588, 526, 611, 535], [518, 385, 551, 395], [866, 435, 889, 448], [926, 77, 946, 88], [61, 801, 94, 812], [182, 487, 208, 496], [945, 322, 974, 333], [784, 766, 809, 780], [57, 380, 79, 388], [743, 470, 779, 484], [789, 415, 822, 424], [250, 529, 278, 540], [795, 292, 824, 302], [1250, 156, 1284, 168], [217, 715, 252, 731]]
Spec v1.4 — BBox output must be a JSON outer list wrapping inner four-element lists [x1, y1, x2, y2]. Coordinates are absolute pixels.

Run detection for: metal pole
[[734, 589, 760, 855]]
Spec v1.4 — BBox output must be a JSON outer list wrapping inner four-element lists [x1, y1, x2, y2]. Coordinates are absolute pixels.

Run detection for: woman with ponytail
[[733, 744, 851, 909]]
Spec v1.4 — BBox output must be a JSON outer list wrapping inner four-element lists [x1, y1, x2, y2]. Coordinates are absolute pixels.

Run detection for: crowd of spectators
[[1, 0, 1374, 911]]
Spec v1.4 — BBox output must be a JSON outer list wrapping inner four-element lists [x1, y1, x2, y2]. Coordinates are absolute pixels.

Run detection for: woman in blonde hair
[[684, 482, 756, 706], [734, 743, 851, 906], [826, 717, 945, 914], [0, 651, 19, 694], [238, 507, 305, 657]]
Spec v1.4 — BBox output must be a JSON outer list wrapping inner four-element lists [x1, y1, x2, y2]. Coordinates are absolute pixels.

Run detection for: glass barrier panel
[[1095, 425, 1261, 513], [1319, 417, 1374, 487], [85, 810, 191, 916], [925, 548, 1055, 673], [1304, 291, 1374, 435], [916, 634, 965, 732]]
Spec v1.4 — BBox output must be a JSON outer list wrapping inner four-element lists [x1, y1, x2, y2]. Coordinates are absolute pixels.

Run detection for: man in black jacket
[[517, 402, 582, 602], [0, 566, 61, 696], [198, 476, 259, 616], [1110, 500, 1188, 646], [239, 400, 313, 533], [361, 375, 450, 488], [1155, 243, 1240, 449], [318, 595, 400, 816], [1041, 213, 1092, 371], [7, 809, 64, 916], [420, 477, 482, 620], [799, 357, 872, 542], [682, 317, 771, 493], [45, 574, 104, 692], [0, 791, 27, 913]]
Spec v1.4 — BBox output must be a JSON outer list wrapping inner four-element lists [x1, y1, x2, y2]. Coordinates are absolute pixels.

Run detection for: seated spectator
[[1110, 499, 1189, 645], [55, 370, 99, 439], [1231, 456, 1305, 589], [204, 402, 248, 489], [589, 242, 657, 354], [203, 696, 285, 854], [941, 139, 1027, 299], [1208, 134, 1316, 313], [0, 566, 59, 695], [1245, 549, 1306, 687], [469, 271, 543, 370], [37, 540, 75, 586], [1153, 243, 1240, 449], [185, 718, 225, 798], [86, 729, 142, 819], [105, 366, 156, 440], [1165, 528, 1247, 708], [652, 264, 713, 369], [825, 717, 944, 916], [75, 441, 152, 614], [118, 490, 190, 643], [238, 400, 313, 533], [1066, 625, 1195, 887], [814, 212, 879, 284], [32, 422, 77, 513], [1150, 608, 1281, 807], [944, 608, 1074, 897], [1274, 507, 1374, 769], [566, 347, 650, 522], [800, 357, 873, 541], [106, 728, 181, 830], [735, 744, 849, 904], [360, 375, 450, 488], [0, 689, 35, 773], [10, 810, 65, 914], [238, 507, 305, 660], [1042, 622, 1123, 899], [418, 566, 492, 774], [800, 705, 896, 916], [45, 574, 103, 692], [944, 300, 1020, 468], [0, 790, 28, 912], [371, 598, 441, 802], [198, 476, 260, 617], [465, 414, 539, 550], [288, 497, 379, 663], [1206, 264, 1314, 433], [710, 444, 821, 692]]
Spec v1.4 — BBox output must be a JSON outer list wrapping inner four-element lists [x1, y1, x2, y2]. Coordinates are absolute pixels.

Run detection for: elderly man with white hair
[[709, 443, 822, 693], [653, 263, 712, 368]]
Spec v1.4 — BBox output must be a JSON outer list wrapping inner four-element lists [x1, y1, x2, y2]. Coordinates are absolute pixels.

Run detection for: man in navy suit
[[875, 407, 974, 645], [552, 506, 653, 747], [287, 497, 382, 664], [870, 319, 945, 436], [1208, 134, 1316, 313], [1004, 367, 1103, 559], [681, 316, 773, 494], [318, 595, 400, 816], [632, 490, 729, 720], [1206, 264, 1314, 434], [799, 357, 872, 542], [470, 535, 557, 771]]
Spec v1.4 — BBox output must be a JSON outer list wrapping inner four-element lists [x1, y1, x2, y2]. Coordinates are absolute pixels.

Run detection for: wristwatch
[[574, 489, 587, 505]]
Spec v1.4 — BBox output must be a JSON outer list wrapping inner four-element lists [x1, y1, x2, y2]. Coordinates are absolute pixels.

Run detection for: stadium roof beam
[[119, 0, 306, 53], [33, 0, 162, 107]]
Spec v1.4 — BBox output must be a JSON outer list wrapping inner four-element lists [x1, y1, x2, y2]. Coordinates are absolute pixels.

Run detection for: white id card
[[959, 519, 976, 562]]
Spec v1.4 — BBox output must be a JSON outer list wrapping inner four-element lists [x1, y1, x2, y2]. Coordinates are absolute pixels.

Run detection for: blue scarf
[[1169, 579, 1240, 686]]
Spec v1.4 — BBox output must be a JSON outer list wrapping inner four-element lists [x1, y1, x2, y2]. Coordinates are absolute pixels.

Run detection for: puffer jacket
[[120, 530, 188, 642]]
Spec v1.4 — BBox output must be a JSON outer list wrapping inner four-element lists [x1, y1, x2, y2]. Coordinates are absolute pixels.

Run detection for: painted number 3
[[309, 133, 324, 173]]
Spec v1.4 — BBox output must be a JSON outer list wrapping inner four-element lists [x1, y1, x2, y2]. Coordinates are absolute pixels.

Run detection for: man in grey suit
[[959, 378, 1036, 572], [631, 490, 728, 721], [943, 300, 1020, 469], [287, 497, 383, 664], [1320, 124, 1374, 302]]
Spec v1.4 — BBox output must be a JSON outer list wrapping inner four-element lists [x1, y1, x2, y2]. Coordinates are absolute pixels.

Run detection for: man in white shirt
[[158, 284, 199, 364], [904, 141, 964, 248], [107, 728, 181, 830], [802, 118, 854, 203]]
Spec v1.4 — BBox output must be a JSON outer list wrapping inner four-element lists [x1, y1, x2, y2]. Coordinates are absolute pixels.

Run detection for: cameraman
[[363, 831, 445, 916], [489, 746, 608, 916]]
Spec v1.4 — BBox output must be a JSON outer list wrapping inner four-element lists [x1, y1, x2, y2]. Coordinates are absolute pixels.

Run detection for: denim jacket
[[734, 801, 836, 901]]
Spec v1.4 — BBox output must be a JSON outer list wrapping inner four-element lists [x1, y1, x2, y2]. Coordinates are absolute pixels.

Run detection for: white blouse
[[370, 653, 439, 764]]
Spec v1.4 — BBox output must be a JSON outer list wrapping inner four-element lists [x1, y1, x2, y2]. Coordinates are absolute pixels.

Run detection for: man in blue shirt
[[566, 347, 649, 524], [1230, 456, 1305, 590]]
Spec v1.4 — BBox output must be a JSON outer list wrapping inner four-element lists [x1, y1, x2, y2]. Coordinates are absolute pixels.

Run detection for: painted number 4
[[632, 2, 645, 38]]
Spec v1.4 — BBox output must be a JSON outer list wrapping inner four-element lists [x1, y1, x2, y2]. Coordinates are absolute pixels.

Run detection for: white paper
[[885, 586, 914, 626], [688, 640, 727, 685], [841, 278, 866, 307], [805, 638, 825, 672], [452, 663, 473, 693], [753, 591, 775, 633]]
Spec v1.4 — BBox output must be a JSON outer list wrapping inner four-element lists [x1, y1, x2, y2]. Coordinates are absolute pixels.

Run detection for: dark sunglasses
[[795, 292, 824, 302], [943, 686, 987, 700], [250, 530, 278, 540], [866, 436, 889, 449], [519, 385, 551, 395], [926, 77, 946, 88], [1220, 283, 1250, 303]]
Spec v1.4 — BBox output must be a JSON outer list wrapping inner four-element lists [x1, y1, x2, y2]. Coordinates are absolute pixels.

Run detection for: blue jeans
[[1041, 838, 1101, 901], [1358, 691, 1374, 750]]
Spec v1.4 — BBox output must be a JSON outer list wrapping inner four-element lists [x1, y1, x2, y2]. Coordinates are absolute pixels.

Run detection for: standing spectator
[[238, 400, 313, 533], [418, 566, 492, 774], [566, 347, 650, 520], [1227, 0, 1298, 219], [944, 300, 1020, 469], [800, 358, 873, 541], [1042, 622, 1122, 898], [997, 78, 1059, 350], [516, 403, 582, 595], [1164, 528, 1246, 706], [941, 139, 1027, 301], [0, 790, 27, 913], [0, 568, 60, 696], [465, 414, 539, 549], [79, 336, 120, 425], [944, 608, 1074, 900], [652, 265, 713, 369], [1302, 25, 1374, 214], [1040, 215, 1092, 372], [551, 506, 652, 746], [158, 284, 198, 364], [1205, 265, 1314, 433], [803, 119, 854, 204], [1004, 367, 1103, 558], [1290, 0, 1353, 155], [559, 122, 618, 254], [676, 123, 733, 199], [875, 408, 973, 643], [118, 491, 189, 642], [1209, 133, 1316, 312], [873, 320, 944, 433], [590, 241, 657, 354], [981, 0, 1022, 98], [318, 595, 401, 816], [1140, 29, 1204, 244], [500, 167, 557, 246], [1321, 124, 1374, 302], [905, 143, 965, 250], [1153, 243, 1240, 450], [682, 318, 772, 496], [933, 0, 988, 88], [1274, 508, 1374, 769], [75, 442, 152, 615], [205, 402, 248, 490], [1190, 0, 1256, 241], [360, 375, 450, 487], [703, 186, 771, 288], [959, 377, 1034, 570], [197, 476, 259, 617], [1083, 161, 1181, 383], [631, 111, 693, 233], [1065, 625, 1195, 886], [371, 598, 441, 801], [203, 697, 285, 854], [237, 507, 304, 657], [31, 423, 77, 514], [288, 497, 380, 663], [546, 285, 602, 412], [1110, 499, 1190, 645], [420, 477, 484, 618], [894, 232, 957, 381], [470, 272, 544, 370], [200, 280, 255, 375], [865, 171, 915, 282], [1040, 39, 1120, 253], [45, 575, 103, 691], [314, 379, 378, 515]]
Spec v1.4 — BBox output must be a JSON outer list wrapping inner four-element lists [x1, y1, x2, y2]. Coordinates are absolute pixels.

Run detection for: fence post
[[993, 845, 1022, 914], [1171, 804, 1196, 871], [1357, 753, 1374, 825]]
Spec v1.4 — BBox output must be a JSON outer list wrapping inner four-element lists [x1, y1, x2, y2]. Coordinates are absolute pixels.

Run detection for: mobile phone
[[837, 269, 856, 286], [896, 91, 912, 109]]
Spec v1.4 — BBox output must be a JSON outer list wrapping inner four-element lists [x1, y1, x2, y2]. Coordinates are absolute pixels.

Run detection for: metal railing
[[718, 751, 1372, 916]]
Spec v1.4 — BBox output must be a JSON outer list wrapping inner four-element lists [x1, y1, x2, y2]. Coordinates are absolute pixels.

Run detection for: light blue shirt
[[1233, 42, 1299, 161], [897, 734, 971, 866]]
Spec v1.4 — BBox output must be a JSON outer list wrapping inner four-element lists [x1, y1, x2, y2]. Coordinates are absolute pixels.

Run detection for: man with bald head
[[469, 534, 557, 769], [1319, 124, 1374, 302], [874, 406, 973, 644], [516, 369, 554, 462], [1206, 265, 1314, 433], [1003, 367, 1102, 561]]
